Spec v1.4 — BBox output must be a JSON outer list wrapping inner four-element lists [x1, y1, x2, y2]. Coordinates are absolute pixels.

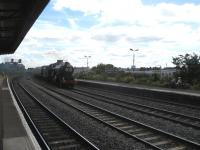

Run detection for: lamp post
[[129, 48, 139, 70], [84, 56, 91, 68]]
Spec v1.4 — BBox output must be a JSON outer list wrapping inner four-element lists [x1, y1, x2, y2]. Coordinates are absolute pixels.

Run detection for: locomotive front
[[39, 60, 75, 88], [62, 62, 75, 86], [54, 61, 75, 88]]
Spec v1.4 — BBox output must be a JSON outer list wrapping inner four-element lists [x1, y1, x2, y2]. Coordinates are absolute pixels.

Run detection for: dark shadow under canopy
[[0, 0, 49, 54]]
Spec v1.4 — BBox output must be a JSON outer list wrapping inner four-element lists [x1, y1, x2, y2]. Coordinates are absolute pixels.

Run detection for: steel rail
[[12, 81, 99, 150], [72, 88, 200, 129], [10, 81, 50, 150], [32, 82, 200, 150], [76, 86, 200, 110]]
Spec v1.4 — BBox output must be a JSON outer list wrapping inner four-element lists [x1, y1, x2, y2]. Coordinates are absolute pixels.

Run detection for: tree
[[91, 63, 118, 75], [172, 53, 200, 84]]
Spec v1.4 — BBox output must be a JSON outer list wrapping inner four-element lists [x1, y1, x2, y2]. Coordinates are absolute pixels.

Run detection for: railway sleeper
[[105, 120, 119, 124], [126, 128, 144, 134], [153, 140, 172, 146], [34, 121, 56, 125], [143, 136, 161, 141], [37, 124, 59, 129], [167, 145, 186, 150], [36, 121, 58, 125], [30, 115, 51, 119], [42, 131, 66, 136], [118, 125, 134, 130], [135, 132, 153, 137], [41, 128, 65, 132], [93, 113, 106, 117], [46, 135, 70, 141], [51, 144, 81, 150], [40, 129, 62, 134], [112, 122, 127, 127], [33, 118, 51, 121], [98, 116, 114, 121], [49, 139, 78, 146]]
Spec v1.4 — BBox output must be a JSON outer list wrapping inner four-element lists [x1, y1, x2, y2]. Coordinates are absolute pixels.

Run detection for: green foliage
[[172, 53, 200, 84], [76, 63, 172, 88], [76, 58, 200, 91], [191, 84, 200, 90], [115, 73, 134, 83], [152, 73, 160, 81], [91, 63, 119, 76]]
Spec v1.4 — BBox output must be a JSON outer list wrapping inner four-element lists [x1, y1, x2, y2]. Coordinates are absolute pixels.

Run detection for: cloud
[[92, 34, 123, 43], [126, 36, 162, 43], [53, 0, 200, 25], [68, 18, 78, 29], [2, 0, 200, 69]]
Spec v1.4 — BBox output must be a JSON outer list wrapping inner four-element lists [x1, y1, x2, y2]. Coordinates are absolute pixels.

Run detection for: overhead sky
[[1, 0, 200, 68]]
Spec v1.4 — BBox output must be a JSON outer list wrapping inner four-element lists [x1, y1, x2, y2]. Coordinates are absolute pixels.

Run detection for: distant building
[[115, 67, 176, 78], [0, 59, 25, 73], [160, 68, 176, 78], [132, 67, 176, 78], [73, 67, 90, 74]]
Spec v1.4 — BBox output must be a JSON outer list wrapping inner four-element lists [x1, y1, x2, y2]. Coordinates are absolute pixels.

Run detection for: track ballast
[[11, 80, 99, 150], [31, 81, 200, 150]]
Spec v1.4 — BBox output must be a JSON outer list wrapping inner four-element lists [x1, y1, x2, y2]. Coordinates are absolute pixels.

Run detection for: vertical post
[[130, 48, 139, 70], [133, 53, 135, 69], [87, 58, 89, 68], [84, 56, 91, 68]]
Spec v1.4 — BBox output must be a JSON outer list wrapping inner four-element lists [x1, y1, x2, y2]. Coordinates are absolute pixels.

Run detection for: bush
[[92, 74, 107, 81], [117, 75, 134, 83], [107, 77, 116, 82], [76, 66, 200, 90], [191, 84, 200, 90]]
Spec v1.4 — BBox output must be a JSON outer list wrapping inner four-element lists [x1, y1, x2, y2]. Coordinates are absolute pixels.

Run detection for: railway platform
[[77, 79, 200, 106], [77, 79, 200, 96], [0, 77, 38, 150]]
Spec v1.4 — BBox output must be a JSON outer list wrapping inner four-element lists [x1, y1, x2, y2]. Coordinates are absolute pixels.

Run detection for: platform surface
[[0, 77, 36, 150], [78, 79, 200, 97]]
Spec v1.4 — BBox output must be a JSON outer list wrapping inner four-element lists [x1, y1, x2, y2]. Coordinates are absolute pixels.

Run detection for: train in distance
[[33, 60, 76, 88]]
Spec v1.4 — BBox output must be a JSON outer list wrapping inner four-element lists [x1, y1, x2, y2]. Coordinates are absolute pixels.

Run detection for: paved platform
[[77, 79, 200, 97], [0, 77, 39, 150]]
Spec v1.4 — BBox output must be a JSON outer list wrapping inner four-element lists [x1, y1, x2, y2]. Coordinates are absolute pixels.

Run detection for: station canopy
[[0, 0, 49, 54]]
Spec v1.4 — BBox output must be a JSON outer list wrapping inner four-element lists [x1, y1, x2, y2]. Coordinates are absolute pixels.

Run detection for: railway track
[[31, 82, 200, 150], [71, 88, 200, 129], [76, 86, 200, 111], [11, 81, 99, 150]]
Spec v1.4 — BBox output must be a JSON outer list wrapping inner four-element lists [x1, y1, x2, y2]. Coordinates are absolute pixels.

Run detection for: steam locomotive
[[40, 60, 75, 88]]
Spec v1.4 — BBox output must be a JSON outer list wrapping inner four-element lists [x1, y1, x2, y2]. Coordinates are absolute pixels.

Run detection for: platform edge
[[7, 78, 41, 150]]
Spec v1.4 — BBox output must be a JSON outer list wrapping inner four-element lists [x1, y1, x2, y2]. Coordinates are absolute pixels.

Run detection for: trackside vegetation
[[75, 53, 200, 90], [75, 64, 172, 87], [172, 53, 200, 90]]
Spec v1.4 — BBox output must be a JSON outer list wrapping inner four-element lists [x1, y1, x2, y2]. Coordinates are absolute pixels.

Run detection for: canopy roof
[[0, 0, 49, 54]]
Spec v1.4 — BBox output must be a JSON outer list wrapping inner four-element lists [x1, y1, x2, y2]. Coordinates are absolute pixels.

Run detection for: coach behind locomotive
[[41, 60, 75, 88]]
